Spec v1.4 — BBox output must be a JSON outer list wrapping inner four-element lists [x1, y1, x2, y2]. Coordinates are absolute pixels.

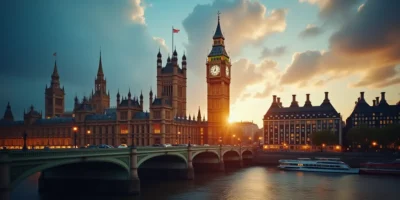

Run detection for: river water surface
[[12, 166, 400, 200]]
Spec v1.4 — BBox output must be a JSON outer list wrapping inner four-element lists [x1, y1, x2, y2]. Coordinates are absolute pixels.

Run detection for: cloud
[[231, 59, 281, 101], [352, 65, 400, 88], [0, 0, 165, 120], [299, 24, 324, 38], [299, 0, 362, 24], [357, 3, 365, 12], [131, 0, 146, 24], [259, 46, 287, 59], [281, 0, 400, 88], [254, 83, 276, 98], [152, 37, 168, 53]]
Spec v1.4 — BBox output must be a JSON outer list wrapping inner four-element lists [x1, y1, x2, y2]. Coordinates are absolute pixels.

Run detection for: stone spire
[[213, 11, 225, 39], [2, 102, 14, 121]]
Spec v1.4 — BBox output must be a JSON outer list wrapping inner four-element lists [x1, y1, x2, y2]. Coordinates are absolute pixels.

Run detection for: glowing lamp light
[[87, 130, 91, 134], [335, 145, 341, 150], [73, 127, 78, 131], [372, 141, 377, 146]]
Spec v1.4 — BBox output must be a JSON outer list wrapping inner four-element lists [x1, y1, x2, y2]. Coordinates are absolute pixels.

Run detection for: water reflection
[[11, 166, 400, 200]]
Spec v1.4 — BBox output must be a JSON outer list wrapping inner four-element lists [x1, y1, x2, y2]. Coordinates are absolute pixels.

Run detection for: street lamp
[[219, 136, 222, 147], [73, 127, 78, 149], [238, 138, 241, 147], [188, 136, 191, 147], [258, 136, 262, 147], [178, 131, 181, 144], [86, 130, 91, 146], [372, 141, 377, 147]]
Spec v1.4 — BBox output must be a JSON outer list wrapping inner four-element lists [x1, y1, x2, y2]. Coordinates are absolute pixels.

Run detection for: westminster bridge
[[0, 145, 254, 199]]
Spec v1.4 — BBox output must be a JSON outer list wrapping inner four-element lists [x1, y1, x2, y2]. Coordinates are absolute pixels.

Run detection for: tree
[[311, 130, 338, 146]]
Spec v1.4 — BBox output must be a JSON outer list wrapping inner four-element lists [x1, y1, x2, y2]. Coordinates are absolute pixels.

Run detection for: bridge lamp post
[[188, 136, 191, 147], [219, 136, 222, 147], [22, 131, 28, 151], [73, 126, 78, 149], [258, 136, 262, 148], [178, 131, 181, 144], [232, 134, 236, 145], [86, 130, 91, 147], [238, 138, 241, 147]]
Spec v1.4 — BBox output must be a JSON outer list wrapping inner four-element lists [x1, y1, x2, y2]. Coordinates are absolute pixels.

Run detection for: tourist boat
[[278, 157, 359, 174], [360, 159, 400, 175]]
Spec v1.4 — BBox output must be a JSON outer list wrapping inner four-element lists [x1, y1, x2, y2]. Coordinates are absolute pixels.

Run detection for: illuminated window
[[120, 124, 128, 134], [153, 124, 161, 134]]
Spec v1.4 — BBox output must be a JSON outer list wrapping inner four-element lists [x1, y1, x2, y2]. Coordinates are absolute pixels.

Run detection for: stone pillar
[[187, 146, 194, 180], [239, 148, 244, 168], [0, 151, 10, 200], [219, 146, 225, 172], [129, 147, 140, 194]]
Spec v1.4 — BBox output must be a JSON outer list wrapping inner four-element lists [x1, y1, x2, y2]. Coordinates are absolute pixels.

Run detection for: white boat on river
[[278, 157, 359, 174]]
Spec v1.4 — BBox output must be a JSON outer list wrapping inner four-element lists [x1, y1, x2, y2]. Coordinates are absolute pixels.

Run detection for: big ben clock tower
[[207, 12, 231, 144]]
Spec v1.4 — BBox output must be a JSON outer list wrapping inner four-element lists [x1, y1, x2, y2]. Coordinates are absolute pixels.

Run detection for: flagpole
[[172, 26, 174, 53]]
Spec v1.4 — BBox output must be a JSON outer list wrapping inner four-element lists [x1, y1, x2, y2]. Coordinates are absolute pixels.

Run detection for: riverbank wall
[[254, 151, 399, 168]]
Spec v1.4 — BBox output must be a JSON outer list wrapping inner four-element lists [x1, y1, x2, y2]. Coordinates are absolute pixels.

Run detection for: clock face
[[210, 65, 220, 76], [226, 67, 230, 76]]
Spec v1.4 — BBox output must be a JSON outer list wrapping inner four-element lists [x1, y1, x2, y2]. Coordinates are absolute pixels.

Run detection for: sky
[[1, 0, 399, 128]]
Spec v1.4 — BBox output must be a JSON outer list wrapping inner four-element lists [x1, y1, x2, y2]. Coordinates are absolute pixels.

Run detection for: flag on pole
[[173, 28, 180, 33], [53, 52, 57, 57]]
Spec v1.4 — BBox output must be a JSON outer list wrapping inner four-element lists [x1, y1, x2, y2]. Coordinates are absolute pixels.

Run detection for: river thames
[[11, 166, 400, 200]]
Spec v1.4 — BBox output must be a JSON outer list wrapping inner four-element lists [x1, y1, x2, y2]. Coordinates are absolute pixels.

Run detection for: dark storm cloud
[[0, 0, 162, 119], [318, 0, 362, 24], [281, 0, 400, 88]]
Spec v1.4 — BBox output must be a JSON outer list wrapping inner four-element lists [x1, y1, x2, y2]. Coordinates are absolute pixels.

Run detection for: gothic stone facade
[[0, 50, 207, 149], [263, 92, 343, 149]]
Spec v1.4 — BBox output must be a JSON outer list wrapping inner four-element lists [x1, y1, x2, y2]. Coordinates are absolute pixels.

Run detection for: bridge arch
[[137, 152, 188, 168], [11, 157, 130, 188], [191, 150, 220, 161], [221, 149, 241, 158]]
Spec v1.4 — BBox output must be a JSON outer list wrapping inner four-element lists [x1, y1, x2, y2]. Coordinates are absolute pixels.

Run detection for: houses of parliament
[[0, 15, 232, 149]]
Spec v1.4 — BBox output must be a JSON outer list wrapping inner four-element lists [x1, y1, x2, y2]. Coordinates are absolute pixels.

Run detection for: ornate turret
[[128, 88, 132, 100], [197, 107, 201, 121], [157, 49, 162, 68], [172, 48, 178, 64], [51, 61, 60, 88], [182, 52, 187, 69], [167, 55, 171, 63], [97, 51, 104, 78], [117, 89, 121, 105], [2, 102, 14, 122], [149, 87, 153, 108], [140, 90, 144, 110]]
